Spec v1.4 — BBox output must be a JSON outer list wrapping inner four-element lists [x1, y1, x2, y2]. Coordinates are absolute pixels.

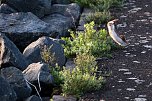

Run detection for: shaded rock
[[0, 76, 17, 101], [52, 95, 77, 101], [42, 14, 74, 37], [42, 97, 50, 101], [1, 67, 32, 100], [1, 0, 52, 18], [23, 62, 54, 96], [0, 3, 17, 14], [23, 36, 66, 67], [25, 95, 41, 101], [52, 0, 70, 4], [0, 12, 55, 51], [51, 3, 81, 22], [0, 33, 28, 70], [52, 38, 66, 45]]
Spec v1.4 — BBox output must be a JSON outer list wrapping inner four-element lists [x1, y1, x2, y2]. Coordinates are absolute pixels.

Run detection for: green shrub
[[62, 21, 115, 57], [60, 53, 105, 97], [84, 11, 112, 25], [41, 45, 64, 86], [41, 47, 105, 97], [70, 0, 124, 11]]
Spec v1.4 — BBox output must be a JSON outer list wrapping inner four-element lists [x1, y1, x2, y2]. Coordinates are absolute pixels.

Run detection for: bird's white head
[[107, 19, 118, 31]]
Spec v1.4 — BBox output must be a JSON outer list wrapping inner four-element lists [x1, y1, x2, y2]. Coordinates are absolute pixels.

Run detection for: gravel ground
[[81, 0, 152, 100]]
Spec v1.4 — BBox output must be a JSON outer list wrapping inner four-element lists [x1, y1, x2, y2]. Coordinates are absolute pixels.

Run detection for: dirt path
[[81, 0, 152, 100]]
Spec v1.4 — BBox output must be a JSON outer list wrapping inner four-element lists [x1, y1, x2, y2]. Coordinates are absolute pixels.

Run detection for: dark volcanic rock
[[42, 14, 74, 37], [0, 76, 17, 101], [1, 0, 52, 18], [52, 0, 70, 4], [0, 3, 17, 14], [25, 95, 41, 101], [0, 12, 55, 51], [0, 33, 28, 70], [50, 3, 81, 22], [23, 62, 54, 96], [1, 67, 32, 100], [23, 36, 66, 67]]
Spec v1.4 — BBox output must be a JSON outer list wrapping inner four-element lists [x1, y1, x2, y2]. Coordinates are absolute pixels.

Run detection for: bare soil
[[81, 0, 152, 100]]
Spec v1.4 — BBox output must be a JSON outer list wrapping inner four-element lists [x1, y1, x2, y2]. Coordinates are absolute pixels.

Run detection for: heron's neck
[[108, 25, 116, 33]]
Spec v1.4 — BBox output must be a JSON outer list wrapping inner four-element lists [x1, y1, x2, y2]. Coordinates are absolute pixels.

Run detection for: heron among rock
[[107, 19, 128, 47]]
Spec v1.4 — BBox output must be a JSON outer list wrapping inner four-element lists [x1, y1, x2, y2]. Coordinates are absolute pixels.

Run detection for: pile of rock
[[0, 0, 81, 100]]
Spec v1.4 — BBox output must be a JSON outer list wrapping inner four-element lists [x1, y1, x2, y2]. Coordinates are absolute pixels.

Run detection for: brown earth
[[81, 0, 152, 100]]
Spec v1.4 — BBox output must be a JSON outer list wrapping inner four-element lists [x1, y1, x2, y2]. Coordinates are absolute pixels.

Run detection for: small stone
[[138, 95, 147, 98], [143, 45, 152, 49], [124, 97, 130, 99], [126, 88, 135, 91], [127, 77, 137, 80], [135, 79, 145, 85], [141, 51, 146, 54], [119, 69, 129, 72], [133, 61, 140, 64], [124, 72, 132, 75], [134, 98, 147, 101]]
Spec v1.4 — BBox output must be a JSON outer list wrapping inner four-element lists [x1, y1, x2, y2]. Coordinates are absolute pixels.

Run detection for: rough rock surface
[[1, 0, 52, 18], [0, 12, 53, 50], [42, 14, 74, 37], [50, 3, 81, 22], [25, 95, 41, 101], [23, 62, 54, 84], [0, 3, 17, 14], [52, 0, 70, 4], [0, 33, 28, 70], [23, 36, 66, 67], [1, 67, 32, 100], [23, 62, 54, 96], [0, 76, 17, 101]]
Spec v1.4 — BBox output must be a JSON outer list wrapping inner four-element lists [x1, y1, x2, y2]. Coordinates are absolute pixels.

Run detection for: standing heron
[[107, 19, 128, 47]]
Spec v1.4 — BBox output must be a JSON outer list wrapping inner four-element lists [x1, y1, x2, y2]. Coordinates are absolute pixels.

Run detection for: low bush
[[62, 21, 115, 57], [60, 53, 105, 97], [41, 48, 105, 97], [41, 45, 64, 86], [84, 11, 112, 25]]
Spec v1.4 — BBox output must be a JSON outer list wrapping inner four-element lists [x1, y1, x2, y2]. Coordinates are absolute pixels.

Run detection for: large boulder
[[42, 14, 74, 37], [23, 36, 66, 67], [25, 95, 41, 101], [0, 67, 32, 100], [52, 0, 71, 4], [1, 0, 52, 18], [0, 33, 28, 70], [23, 62, 54, 96], [0, 3, 17, 14], [50, 3, 81, 22], [0, 76, 17, 101], [0, 12, 55, 51]]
